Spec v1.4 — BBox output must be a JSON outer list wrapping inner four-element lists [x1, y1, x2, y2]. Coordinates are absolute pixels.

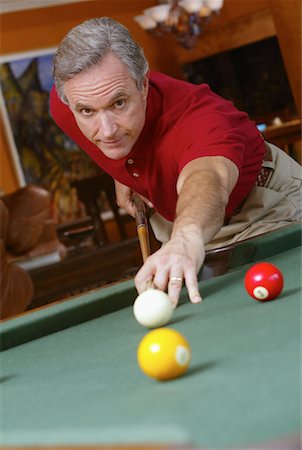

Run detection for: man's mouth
[[102, 138, 122, 146]]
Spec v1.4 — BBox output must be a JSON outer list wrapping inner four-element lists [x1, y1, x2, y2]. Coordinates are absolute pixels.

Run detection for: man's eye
[[115, 99, 126, 108], [80, 108, 92, 116]]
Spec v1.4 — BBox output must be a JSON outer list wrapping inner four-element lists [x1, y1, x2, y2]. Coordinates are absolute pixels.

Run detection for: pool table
[[1, 224, 301, 449]]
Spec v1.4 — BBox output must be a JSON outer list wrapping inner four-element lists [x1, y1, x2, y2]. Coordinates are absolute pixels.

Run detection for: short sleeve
[[174, 112, 247, 174]]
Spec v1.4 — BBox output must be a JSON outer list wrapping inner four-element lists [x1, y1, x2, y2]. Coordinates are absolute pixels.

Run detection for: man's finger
[[184, 270, 202, 304], [139, 194, 154, 209], [153, 269, 169, 292], [168, 276, 183, 306], [135, 262, 156, 294]]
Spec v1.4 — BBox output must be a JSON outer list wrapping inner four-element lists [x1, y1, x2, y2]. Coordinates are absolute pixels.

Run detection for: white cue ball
[[133, 288, 174, 328]]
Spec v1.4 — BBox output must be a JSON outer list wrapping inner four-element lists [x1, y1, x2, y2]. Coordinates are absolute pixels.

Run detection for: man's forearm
[[172, 168, 229, 245]]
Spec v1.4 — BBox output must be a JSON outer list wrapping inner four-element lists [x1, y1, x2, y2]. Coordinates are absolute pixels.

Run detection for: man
[[50, 17, 301, 306]]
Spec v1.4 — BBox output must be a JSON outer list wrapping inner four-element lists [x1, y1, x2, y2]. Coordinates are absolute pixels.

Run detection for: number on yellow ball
[[137, 328, 191, 381]]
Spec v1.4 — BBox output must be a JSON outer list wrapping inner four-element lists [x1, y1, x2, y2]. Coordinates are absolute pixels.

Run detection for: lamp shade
[[144, 4, 171, 23], [179, 0, 204, 14], [134, 15, 157, 30], [207, 0, 224, 10]]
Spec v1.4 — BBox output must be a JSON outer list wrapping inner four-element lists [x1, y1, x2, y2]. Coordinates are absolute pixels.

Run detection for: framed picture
[[0, 48, 101, 224]]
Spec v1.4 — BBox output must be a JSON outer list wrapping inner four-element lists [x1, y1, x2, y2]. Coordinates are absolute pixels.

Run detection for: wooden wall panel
[[0, 1, 182, 76], [268, 0, 301, 118], [176, 9, 276, 65], [0, 119, 19, 192]]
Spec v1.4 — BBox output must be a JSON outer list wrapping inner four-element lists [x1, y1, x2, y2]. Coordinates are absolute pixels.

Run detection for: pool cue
[[133, 196, 154, 290], [133, 195, 151, 263]]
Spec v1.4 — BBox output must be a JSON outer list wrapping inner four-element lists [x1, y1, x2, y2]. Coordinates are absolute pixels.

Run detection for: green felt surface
[[1, 224, 301, 352], [0, 240, 301, 448]]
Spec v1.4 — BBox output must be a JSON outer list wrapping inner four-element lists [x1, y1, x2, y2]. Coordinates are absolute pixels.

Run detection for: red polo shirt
[[50, 71, 265, 221]]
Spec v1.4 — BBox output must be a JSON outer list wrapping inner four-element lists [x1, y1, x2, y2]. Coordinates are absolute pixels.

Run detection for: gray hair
[[53, 17, 149, 103]]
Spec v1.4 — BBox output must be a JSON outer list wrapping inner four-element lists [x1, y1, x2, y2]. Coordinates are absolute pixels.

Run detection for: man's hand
[[114, 179, 153, 218], [135, 225, 204, 306], [135, 156, 239, 306]]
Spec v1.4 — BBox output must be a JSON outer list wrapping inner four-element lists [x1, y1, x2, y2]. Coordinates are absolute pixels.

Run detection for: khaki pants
[[150, 143, 302, 250]]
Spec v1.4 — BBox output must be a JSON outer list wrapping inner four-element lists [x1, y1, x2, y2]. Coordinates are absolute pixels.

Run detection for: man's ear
[[142, 73, 149, 101]]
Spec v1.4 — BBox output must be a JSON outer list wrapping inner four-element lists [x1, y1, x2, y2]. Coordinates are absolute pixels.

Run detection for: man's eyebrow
[[74, 102, 92, 112], [74, 90, 128, 112], [109, 90, 128, 103]]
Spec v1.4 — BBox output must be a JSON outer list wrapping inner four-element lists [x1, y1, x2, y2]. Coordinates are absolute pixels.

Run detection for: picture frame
[[0, 48, 101, 224]]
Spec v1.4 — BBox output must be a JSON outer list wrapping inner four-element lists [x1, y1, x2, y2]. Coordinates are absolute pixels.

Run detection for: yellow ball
[[137, 328, 191, 381]]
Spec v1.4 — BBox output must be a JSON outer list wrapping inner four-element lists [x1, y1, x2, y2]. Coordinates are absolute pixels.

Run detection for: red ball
[[244, 262, 284, 301]]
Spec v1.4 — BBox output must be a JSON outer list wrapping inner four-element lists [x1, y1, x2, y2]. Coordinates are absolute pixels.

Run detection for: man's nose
[[96, 112, 117, 139]]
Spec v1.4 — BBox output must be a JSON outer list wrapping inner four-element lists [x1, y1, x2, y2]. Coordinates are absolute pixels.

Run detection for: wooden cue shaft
[[133, 196, 154, 290], [133, 196, 151, 263], [137, 224, 150, 263]]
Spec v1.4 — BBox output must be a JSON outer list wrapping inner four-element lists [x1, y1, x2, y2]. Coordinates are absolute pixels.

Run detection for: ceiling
[[0, 0, 90, 14]]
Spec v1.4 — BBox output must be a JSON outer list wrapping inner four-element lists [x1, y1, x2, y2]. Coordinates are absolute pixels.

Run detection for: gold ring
[[169, 277, 183, 282]]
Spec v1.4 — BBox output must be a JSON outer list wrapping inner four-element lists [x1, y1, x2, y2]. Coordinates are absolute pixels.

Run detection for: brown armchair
[[0, 185, 66, 319]]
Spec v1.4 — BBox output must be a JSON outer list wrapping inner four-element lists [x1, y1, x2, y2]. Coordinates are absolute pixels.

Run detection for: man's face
[[64, 53, 149, 160]]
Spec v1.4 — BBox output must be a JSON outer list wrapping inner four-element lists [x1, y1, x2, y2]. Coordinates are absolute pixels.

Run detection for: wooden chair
[[70, 172, 131, 246]]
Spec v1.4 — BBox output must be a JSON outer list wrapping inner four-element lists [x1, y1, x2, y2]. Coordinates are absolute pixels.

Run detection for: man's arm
[[135, 156, 239, 305]]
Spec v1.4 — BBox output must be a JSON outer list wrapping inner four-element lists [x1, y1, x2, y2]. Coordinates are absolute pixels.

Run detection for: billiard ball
[[137, 328, 191, 381], [133, 288, 174, 328], [244, 262, 284, 301]]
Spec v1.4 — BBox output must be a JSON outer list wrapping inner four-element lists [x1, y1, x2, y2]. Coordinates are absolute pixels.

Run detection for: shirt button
[[132, 172, 140, 178], [127, 158, 134, 164]]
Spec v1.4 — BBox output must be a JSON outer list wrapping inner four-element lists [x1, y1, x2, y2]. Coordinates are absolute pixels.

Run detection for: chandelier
[[134, 0, 224, 50]]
